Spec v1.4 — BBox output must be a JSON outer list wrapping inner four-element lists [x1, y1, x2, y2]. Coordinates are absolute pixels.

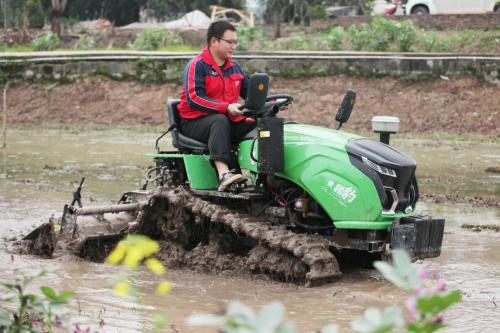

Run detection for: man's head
[[207, 20, 238, 61]]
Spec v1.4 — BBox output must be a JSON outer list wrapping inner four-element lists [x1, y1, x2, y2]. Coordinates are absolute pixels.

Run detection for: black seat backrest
[[166, 99, 209, 152], [167, 99, 181, 148]]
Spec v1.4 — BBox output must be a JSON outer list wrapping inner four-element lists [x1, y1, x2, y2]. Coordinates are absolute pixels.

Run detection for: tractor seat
[[166, 99, 209, 152]]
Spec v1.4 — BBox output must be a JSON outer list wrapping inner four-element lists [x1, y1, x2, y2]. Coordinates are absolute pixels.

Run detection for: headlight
[[362, 156, 397, 178]]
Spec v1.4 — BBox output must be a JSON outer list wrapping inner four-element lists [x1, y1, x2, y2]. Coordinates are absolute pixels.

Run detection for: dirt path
[[3, 76, 499, 136]]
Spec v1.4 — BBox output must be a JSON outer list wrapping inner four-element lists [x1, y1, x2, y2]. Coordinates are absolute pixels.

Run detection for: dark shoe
[[218, 170, 246, 192]]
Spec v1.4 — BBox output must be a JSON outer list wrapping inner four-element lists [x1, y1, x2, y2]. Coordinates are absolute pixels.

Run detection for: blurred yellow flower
[[141, 240, 160, 257], [114, 281, 130, 296], [155, 281, 172, 295], [124, 247, 143, 268], [146, 258, 165, 276], [106, 243, 126, 265]]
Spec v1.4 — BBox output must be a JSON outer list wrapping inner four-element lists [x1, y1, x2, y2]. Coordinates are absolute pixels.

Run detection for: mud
[[12, 185, 341, 286], [133, 187, 342, 287], [15, 221, 56, 257], [461, 223, 500, 232], [420, 193, 500, 208]]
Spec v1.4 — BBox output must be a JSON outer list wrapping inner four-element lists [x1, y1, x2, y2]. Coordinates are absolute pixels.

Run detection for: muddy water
[[1, 127, 499, 332]]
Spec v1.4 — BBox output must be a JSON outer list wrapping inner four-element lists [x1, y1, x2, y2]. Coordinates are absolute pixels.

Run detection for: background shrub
[[129, 29, 166, 51], [419, 32, 455, 52], [32, 33, 60, 51], [237, 26, 267, 51], [76, 34, 96, 50]]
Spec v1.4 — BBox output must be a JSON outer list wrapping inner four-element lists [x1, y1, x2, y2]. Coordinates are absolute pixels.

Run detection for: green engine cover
[[237, 124, 405, 229]]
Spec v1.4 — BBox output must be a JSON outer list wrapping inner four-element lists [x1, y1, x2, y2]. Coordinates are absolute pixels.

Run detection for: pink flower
[[435, 280, 447, 293], [406, 297, 420, 322], [418, 266, 428, 280]]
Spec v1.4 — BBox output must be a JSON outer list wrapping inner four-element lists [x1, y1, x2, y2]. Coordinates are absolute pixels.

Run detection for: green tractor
[[22, 73, 444, 287]]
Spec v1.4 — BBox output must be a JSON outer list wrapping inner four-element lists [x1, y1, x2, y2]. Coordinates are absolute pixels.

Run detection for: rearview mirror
[[335, 89, 356, 130], [243, 73, 269, 111]]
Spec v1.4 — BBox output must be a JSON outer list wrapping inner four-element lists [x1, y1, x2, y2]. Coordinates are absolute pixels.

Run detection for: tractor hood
[[284, 123, 360, 148]]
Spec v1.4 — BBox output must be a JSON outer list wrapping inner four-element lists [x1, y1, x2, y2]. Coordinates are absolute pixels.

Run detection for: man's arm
[[184, 58, 229, 114]]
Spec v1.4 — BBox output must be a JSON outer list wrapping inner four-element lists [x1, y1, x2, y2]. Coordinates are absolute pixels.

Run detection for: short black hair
[[207, 20, 236, 45]]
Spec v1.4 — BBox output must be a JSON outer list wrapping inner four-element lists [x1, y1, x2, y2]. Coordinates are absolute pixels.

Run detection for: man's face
[[211, 30, 238, 60]]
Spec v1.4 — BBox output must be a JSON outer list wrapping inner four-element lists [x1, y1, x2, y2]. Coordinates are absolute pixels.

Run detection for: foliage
[[32, 32, 60, 51], [320, 26, 346, 51], [347, 17, 419, 52], [419, 32, 455, 53], [309, 4, 327, 19], [106, 234, 171, 332], [165, 30, 183, 47], [396, 20, 419, 52], [129, 29, 166, 51], [76, 34, 96, 50], [237, 26, 268, 51], [0, 270, 75, 332], [369, 250, 462, 333], [188, 301, 296, 333], [188, 250, 461, 333], [0, 0, 45, 29]]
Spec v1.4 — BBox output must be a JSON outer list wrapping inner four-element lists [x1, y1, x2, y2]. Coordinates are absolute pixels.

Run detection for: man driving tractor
[[178, 20, 255, 192]]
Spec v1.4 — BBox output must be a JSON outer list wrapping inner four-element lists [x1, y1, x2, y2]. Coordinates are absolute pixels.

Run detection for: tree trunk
[[51, 0, 68, 37], [51, 14, 60, 36], [3, 0, 12, 30], [358, 0, 367, 15], [22, 3, 30, 42], [274, 10, 281, 39]]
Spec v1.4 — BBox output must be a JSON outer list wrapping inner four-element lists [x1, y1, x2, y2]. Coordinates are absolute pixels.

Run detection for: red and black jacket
[[178, 48, 248, 122]]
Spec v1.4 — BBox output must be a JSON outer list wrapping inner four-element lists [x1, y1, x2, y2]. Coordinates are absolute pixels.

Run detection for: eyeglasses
[[219, 38, 239, 47]]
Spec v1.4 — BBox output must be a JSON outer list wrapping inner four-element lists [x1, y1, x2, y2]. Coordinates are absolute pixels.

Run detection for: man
[[178, 20, 256, 192]]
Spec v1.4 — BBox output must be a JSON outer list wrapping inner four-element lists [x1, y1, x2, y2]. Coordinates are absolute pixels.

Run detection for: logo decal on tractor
[[325, 180, 357, 204], [259, 131, 271, 138]]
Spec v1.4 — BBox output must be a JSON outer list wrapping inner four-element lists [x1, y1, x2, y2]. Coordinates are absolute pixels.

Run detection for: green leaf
[[320, 324, 339, 333], [0, 308, 12, 326], [256, 301, 286, 330], [0, 282, 16, 290], [40, 286, 57, 301], [187, 314, 226, 327], [24, 293, 38, 303], [58, 290, 75, 300], [227, 301, 256, 321], [408, 321, 445, 333], [276, 322, 296, 333], [417, 291, 461, 316], [351, 306, 403, 333], [373, 261, 409, 290], [152, 313, 169, 333]]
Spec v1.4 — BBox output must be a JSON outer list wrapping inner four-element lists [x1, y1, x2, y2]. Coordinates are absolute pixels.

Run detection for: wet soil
[[461, 223, 500, 232], [2, 76, 499, 136]]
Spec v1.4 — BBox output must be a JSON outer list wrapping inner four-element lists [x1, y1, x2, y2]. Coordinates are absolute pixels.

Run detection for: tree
[[3, 0, 12, 30], [22, 1, 29, 42], [51, 0, 67, 36], [293, 0, 309, 26], [267, 0, 291, 39]]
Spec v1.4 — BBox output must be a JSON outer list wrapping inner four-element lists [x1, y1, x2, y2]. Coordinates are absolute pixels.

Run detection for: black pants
[[180, 114, 256, 166]]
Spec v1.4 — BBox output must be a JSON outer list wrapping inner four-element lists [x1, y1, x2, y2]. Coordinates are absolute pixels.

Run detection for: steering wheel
[[243, 94, 293, 118]]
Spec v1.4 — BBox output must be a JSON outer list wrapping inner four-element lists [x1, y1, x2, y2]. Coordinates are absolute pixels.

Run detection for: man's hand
[[227, 103, 243, 117]]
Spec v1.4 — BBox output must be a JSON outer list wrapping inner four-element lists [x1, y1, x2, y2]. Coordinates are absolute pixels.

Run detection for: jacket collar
[[201, 47, 234, 73]]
